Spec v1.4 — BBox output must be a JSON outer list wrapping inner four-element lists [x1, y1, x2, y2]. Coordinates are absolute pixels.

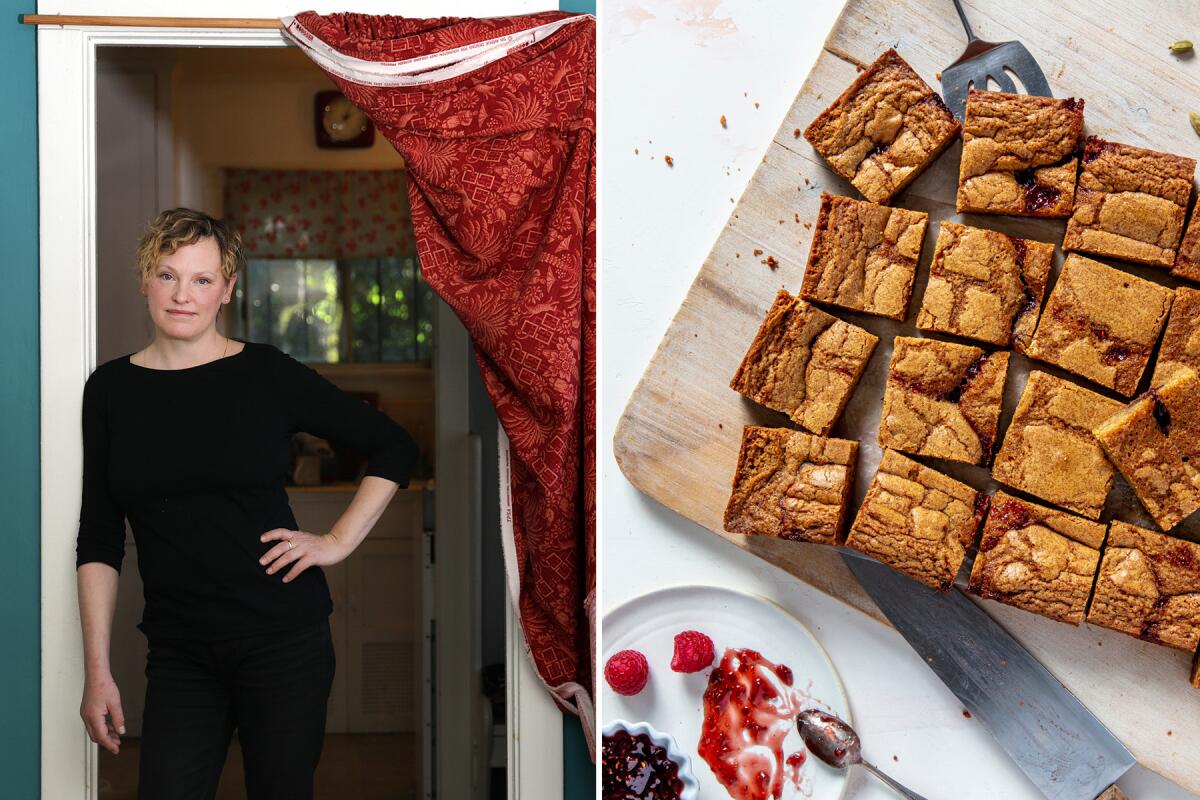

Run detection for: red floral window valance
[[222, 167, 416, 260]]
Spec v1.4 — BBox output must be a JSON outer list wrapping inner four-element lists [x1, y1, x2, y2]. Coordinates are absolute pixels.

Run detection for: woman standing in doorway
[[75, 208, 419, 799]]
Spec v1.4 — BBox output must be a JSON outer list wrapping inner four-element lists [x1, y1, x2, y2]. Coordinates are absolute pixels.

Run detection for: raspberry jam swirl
[[602, 729, 685, 799], [697, 647, 816, 799]]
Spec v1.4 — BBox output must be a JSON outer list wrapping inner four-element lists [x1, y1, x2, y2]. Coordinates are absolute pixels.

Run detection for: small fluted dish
[[602, 719, 700, 799]]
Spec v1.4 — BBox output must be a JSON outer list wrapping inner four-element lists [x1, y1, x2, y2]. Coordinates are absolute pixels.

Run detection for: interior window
[[238, 255, 433, 363]]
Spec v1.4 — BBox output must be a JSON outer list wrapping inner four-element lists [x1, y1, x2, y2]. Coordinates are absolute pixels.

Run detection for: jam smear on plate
[[697, 647, 816, 799], [603, 729, 684, 799]]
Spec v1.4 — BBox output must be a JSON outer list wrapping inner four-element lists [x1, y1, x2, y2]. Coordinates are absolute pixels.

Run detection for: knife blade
[[839, 550, 1135, 800]]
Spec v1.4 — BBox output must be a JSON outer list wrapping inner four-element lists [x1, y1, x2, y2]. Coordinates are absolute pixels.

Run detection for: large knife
[[839, 550, 1135, 800]]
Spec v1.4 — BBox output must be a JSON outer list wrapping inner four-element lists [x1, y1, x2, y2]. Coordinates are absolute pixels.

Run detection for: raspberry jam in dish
[[603, 728, 685, 799], [698, 647, 817, 800]]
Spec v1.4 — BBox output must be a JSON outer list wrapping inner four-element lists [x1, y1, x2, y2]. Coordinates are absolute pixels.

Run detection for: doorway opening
[[88, 42, 504, 799], [39, 20, 566, 799]]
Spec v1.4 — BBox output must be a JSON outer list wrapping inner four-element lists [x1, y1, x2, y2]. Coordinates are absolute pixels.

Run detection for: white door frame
[[37, 20, 563, 799]]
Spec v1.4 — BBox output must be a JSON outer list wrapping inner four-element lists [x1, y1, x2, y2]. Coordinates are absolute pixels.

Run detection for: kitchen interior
[[94, 44, 507, 799]]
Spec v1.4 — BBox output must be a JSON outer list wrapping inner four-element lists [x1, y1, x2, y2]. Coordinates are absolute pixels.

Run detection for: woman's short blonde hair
[[135, 208, 245, 287]]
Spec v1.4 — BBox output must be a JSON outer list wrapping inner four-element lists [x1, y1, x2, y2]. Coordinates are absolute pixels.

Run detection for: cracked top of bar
[[845, 449, 988, 591], [1093, 367, 1200, 531], [1151, 286, 1200, 387], [967, 491, 1106, 625], [730, 290, 878, 436], [1087, 520, 1200, 651], [1063, 136, 1196, 268], [916, 222, 1053, 351], [1026, 253, 1174, 396], [804, 48, 961, 204], [723, 426, 859, 546], [801, 192, 928, 320], [957, 89, 1084, 218], [991, 371, 1124, 520], [878, 336, 1009, 466]]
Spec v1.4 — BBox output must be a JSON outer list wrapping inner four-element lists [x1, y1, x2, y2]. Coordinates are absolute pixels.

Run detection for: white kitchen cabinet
[[287, 485, 425, 734]]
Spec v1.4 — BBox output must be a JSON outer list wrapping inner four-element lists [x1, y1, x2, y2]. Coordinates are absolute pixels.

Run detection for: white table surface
[[598, 2, 1197, 798]]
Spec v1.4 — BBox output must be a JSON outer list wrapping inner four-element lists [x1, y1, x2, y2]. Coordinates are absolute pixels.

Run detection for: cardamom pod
[[1170, 40, 1193, 54], [1191, 112, 1200, 137]]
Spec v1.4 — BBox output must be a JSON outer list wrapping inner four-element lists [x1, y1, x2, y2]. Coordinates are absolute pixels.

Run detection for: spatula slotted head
[[941, 40, 1052, 121]]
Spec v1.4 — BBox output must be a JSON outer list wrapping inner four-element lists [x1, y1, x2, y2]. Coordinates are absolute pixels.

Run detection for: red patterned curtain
[[280, 11, 596, 750], [223, 168, 415, 259]]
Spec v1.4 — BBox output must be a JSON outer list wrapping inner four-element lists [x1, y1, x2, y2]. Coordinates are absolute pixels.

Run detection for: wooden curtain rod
[[21, 14, 283, 29]]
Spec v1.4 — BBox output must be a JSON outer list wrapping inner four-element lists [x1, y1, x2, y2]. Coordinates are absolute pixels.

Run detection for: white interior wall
[[170, 48, 408, 212], [95, 49, 176, 364]]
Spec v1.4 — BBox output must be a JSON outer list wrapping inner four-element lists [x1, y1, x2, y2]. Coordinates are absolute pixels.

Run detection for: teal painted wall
[[559, 0, 595, 13], [564, 712, 595, 798], [1, 2, 40, 799], [558, 0, 596, 796]]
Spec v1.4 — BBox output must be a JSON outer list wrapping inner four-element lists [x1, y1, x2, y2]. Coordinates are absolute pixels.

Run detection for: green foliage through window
[[238, 256, 434, 363]]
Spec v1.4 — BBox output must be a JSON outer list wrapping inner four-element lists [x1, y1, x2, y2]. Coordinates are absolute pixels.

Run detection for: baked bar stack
[[723, 426, 859, 545], [957, 89, 1084, 218], [1093, 367, 1200, 531], [845, 449, 988, 591], [915, 222, 1053, 352], [1063, 136, 1196, 268], [801, 192, 928, 321], [967, 492, 1106, 625], [878, 336, 1009, 466], [730, 290, 878, 436], [717, 45, 1200, 692], [804, 49, 960, 205]]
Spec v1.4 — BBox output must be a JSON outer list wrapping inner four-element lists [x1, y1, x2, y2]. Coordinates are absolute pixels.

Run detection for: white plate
[[603, 584, 850, 800]]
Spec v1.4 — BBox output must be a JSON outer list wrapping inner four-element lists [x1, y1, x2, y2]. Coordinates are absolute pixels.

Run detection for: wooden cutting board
[[612, 0, 1200, 791]]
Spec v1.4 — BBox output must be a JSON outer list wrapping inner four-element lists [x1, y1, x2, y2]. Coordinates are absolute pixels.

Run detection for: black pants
[[138, 617, 336, 800]]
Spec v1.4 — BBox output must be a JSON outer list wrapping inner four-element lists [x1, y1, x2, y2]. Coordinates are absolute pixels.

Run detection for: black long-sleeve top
[[76, 339, 419, 641]]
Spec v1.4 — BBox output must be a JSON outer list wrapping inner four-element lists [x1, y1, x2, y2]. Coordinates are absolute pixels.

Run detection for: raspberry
[[604, 649, 650, 696], [670, 630, 715, 673]]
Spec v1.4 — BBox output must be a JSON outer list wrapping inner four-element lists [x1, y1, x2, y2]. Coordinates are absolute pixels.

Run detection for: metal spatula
[[940, 0, 1052, 120]]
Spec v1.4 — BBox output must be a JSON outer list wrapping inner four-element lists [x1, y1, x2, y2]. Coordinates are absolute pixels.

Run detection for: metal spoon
[[796, 709, 929, 800]]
